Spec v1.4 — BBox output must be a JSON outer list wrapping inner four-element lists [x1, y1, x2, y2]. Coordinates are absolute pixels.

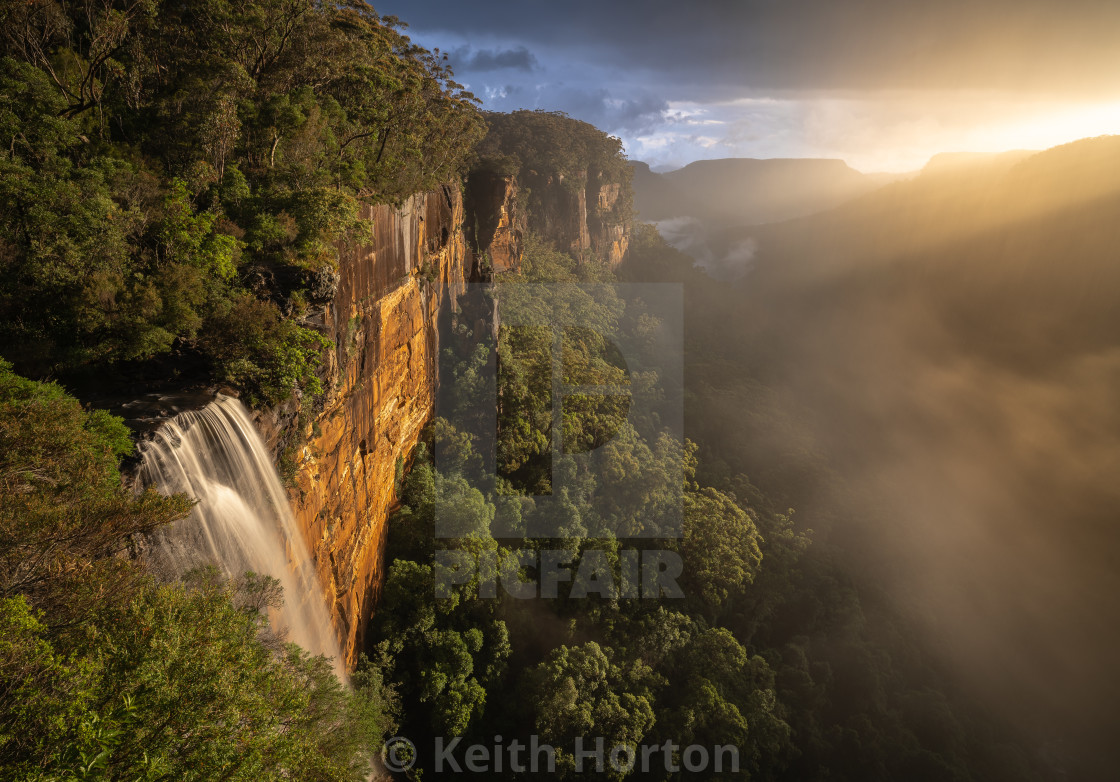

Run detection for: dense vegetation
[[621, 228, 1054, 781], [0, 2, 473, 777], [0, 5, 1066, 778], [475, 110, 631, 187], [373, 238, 794, 779], [0, 358, 396, 779], [644, 140, 1120, 780], [470, 109, 634, 245], [370, 208, 1048, 779], [0, 0, 483, 402]]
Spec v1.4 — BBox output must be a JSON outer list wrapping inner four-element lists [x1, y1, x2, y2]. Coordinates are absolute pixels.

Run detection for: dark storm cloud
[[378, 0, 1120, 95], [448, 45, 538, 72]]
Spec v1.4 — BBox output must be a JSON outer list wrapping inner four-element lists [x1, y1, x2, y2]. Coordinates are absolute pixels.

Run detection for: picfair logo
[[436, 282, 684, 541]]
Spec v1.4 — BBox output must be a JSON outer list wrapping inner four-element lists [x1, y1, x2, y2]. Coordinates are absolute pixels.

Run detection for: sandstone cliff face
[[279, 186, 468, 669], [465, 171, 524, 275], [131, 162, 620, 670], [468, 168, 629, 273], [263, 163, 625, 670], [589, 179, 629, 266], [519, 169, 629, 266]]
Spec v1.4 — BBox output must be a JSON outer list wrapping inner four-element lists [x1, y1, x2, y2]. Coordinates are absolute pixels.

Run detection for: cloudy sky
[[373, 0, 1120, 172]]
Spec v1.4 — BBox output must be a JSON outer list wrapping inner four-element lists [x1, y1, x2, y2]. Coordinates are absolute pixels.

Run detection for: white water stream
[[137, 395, 345, 679]]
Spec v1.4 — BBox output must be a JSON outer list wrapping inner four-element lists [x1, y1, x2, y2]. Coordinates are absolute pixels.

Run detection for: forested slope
[[0, 0, 482, 399], [651, 137, 1120, 780], [0, 1, 479, 777], [364, 119, 1052, 775], [0, 2, 1076, 778]]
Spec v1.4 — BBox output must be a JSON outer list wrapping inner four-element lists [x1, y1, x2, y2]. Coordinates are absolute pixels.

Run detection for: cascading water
[[137, 394, 345, 679]]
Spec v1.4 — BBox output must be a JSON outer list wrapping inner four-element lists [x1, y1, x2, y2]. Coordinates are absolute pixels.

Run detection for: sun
[[968, 101, 1120, 155], [836, 95, 1120, 173]]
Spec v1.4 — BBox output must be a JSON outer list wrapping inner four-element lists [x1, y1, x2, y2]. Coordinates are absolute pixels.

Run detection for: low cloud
[[652, 217, 756, 280]]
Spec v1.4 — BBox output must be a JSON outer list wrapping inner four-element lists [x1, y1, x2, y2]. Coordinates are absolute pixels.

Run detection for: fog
[[652, 217, 756, 280], [676, 136, 1120, 778]]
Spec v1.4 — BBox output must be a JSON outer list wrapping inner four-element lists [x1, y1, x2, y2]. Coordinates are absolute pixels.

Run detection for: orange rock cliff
[[466, 167, 630, 274], [260, 171, 629, 670]]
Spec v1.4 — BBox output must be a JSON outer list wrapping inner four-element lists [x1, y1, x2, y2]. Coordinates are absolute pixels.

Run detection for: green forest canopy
[[366, 230, 1049, 781], [0, 0, 484, 402], [0, 3, 1056, 777], [0, 357, 397, 779]]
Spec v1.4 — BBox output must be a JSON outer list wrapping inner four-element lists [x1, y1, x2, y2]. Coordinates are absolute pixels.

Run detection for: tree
[[526, 642, 654, 780], [0, 358, 190, 623]]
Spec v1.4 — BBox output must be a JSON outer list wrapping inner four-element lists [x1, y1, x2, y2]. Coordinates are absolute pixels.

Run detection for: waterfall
[[137, 395, 345, 679]]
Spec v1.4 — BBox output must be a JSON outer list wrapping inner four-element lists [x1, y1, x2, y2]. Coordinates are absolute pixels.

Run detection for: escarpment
[[265, 186, 470, 669], [465, 167, 630, 275], [469, 110, 633, 272], [591, 179, 630, 266], [465, 171, 524, 274], [521, 169, 630, 266], [255, 118, 633, 669]]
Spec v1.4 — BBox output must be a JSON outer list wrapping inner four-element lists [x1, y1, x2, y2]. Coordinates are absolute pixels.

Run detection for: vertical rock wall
[[469, 169, 630, 274], [281, 185, 468, 669], [465, 171, 524, 275], [267, 165, 626, 670], [589, 180, 629, 266]]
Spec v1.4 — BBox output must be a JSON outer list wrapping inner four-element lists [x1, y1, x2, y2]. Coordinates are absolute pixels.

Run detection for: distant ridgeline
[[0, 1, 1055, 779]]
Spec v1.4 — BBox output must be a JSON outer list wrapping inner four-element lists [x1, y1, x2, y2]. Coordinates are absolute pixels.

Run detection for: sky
[[372, 0, 1120, 172]]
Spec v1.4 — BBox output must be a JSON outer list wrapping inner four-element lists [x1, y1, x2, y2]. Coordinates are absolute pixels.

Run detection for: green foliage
[[676, 485, 764, 608], [0, 0, 484, 401], [492, 234, 630, 492], [526, 642, 655, 780], [614, 224, 1053, 782], [371, 235, 798, 778], [0, 358, 191, 622], [367, 210, 1045, 781], [653, 626, 790, 780], [200, 295, 327, 406], [161, 179, 240, 281], [472, 110, 635, 237], [0, 359, 397, 780], [0, 8, 1048, 775], [475, 110, 631, 196], [372, 558, 506, 737], [1, 578, 395, 781]]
